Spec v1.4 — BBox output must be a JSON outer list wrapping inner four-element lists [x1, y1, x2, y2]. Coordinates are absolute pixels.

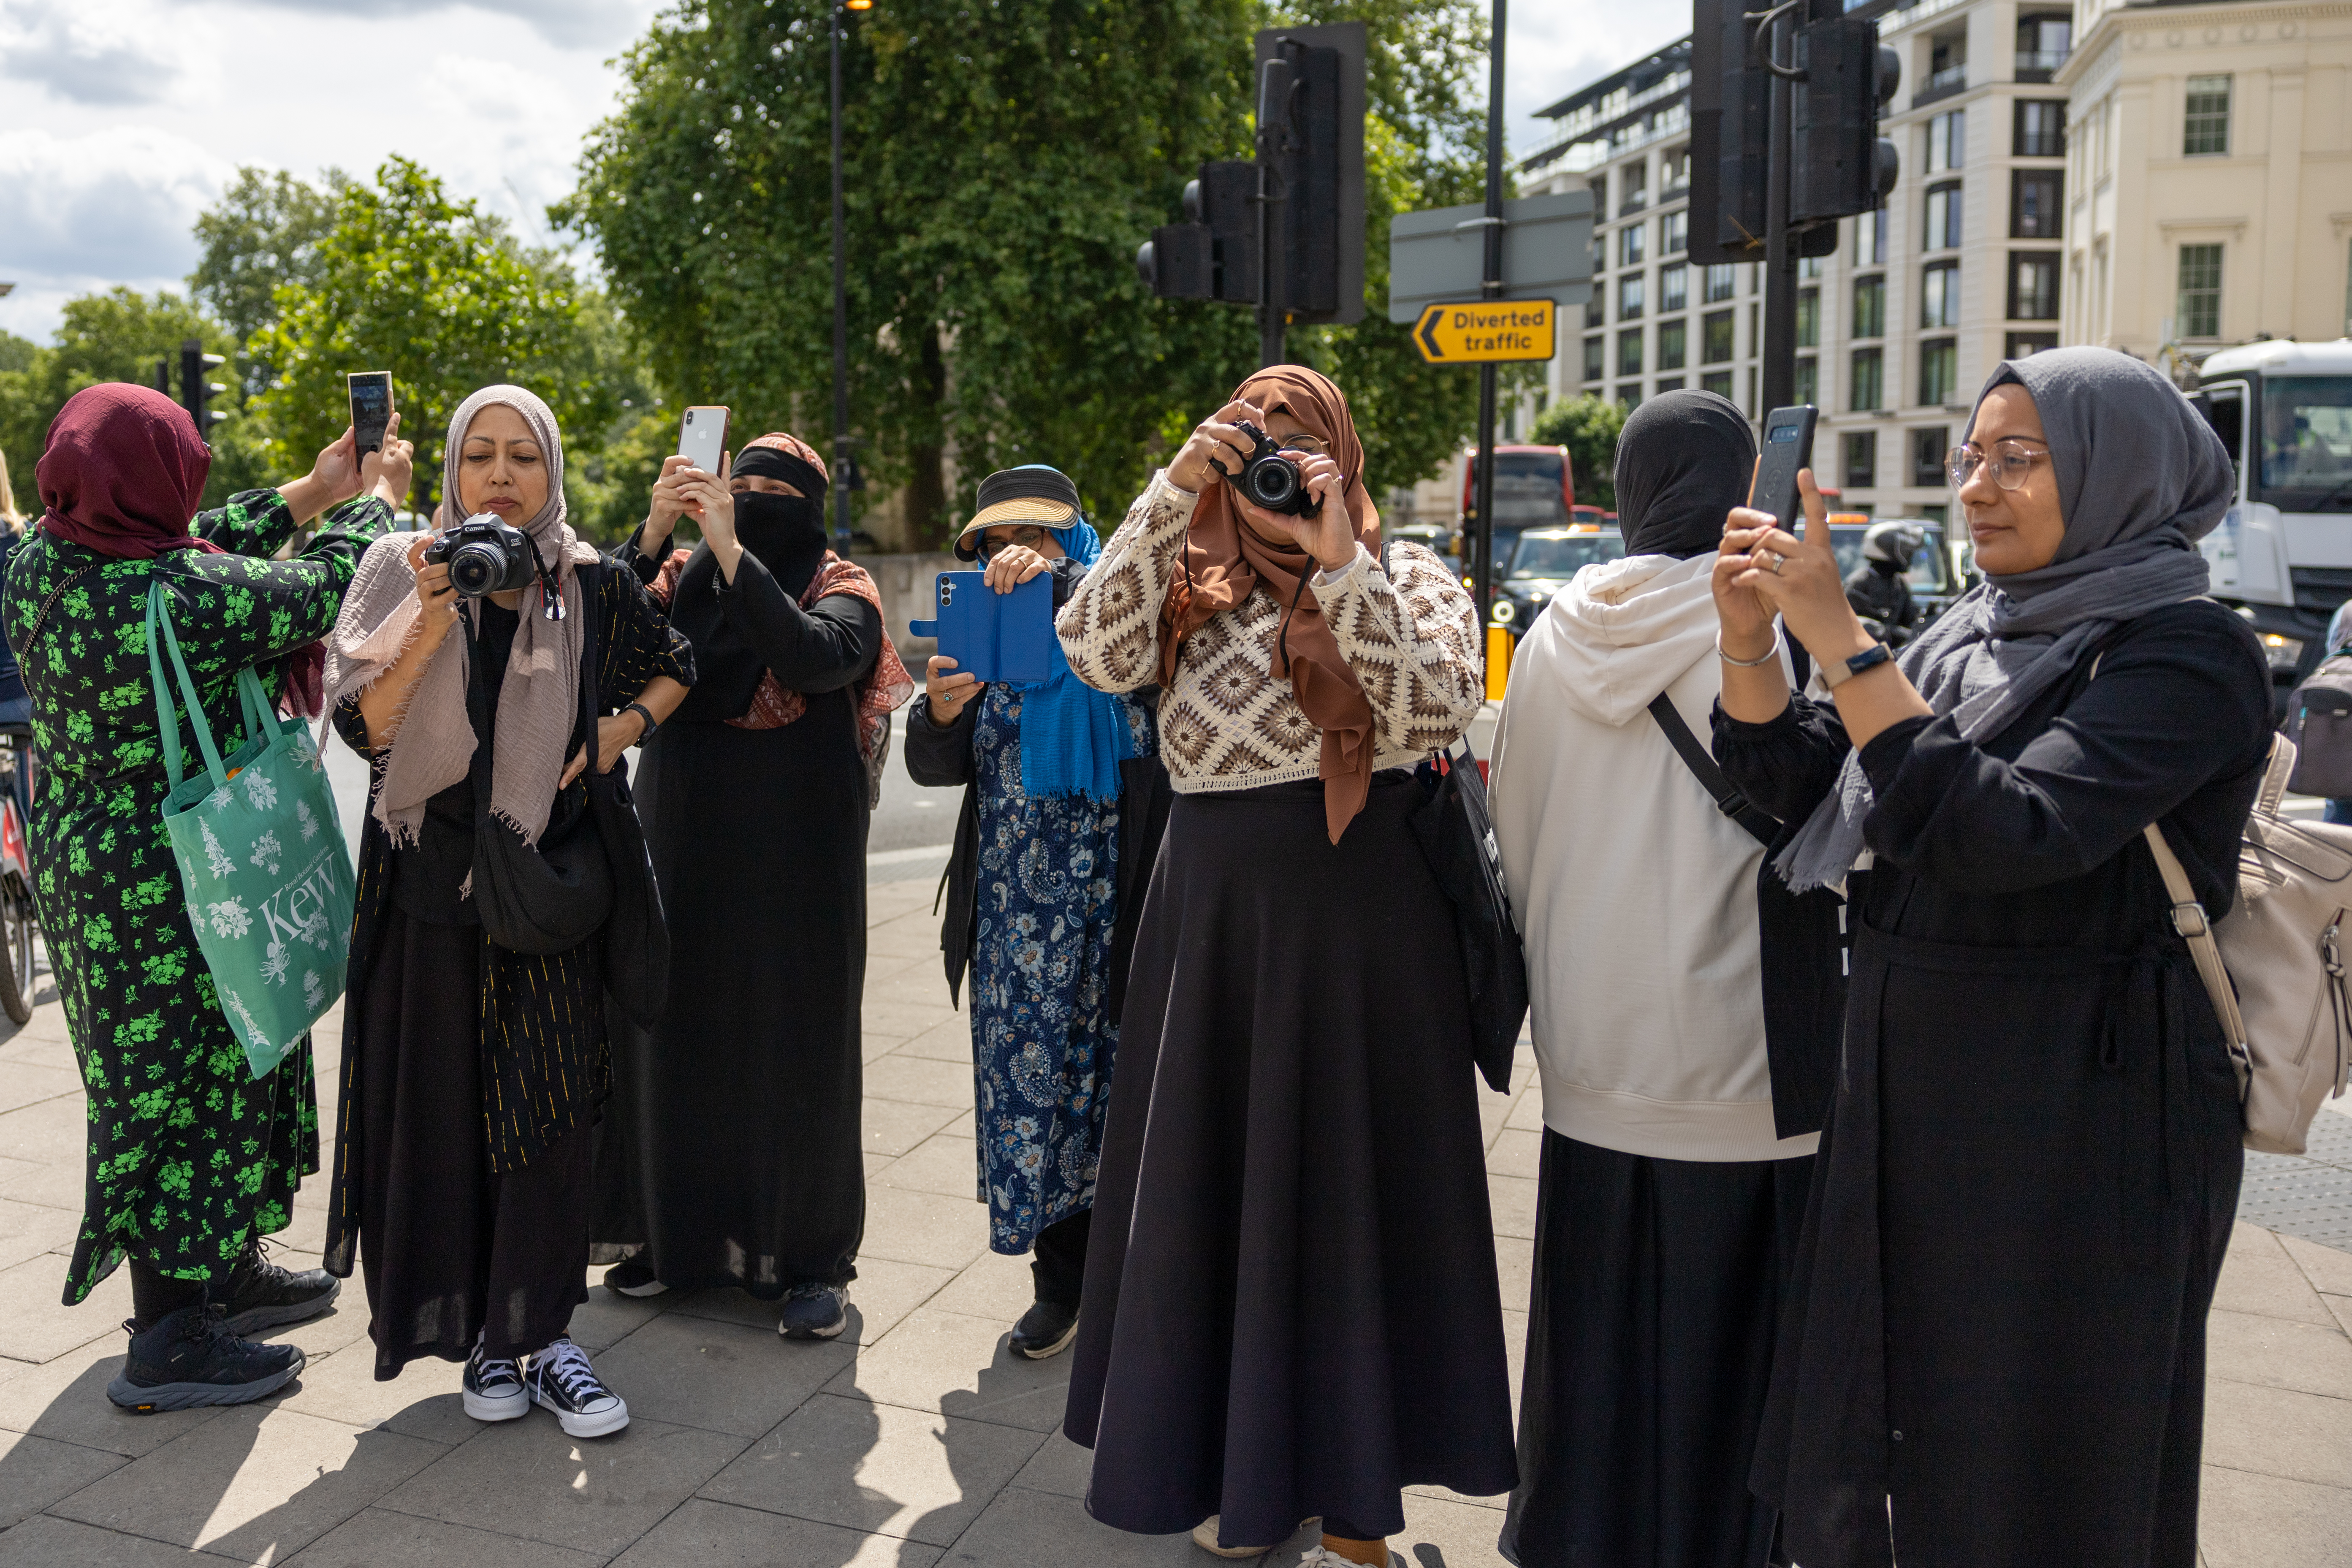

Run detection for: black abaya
[[1066, 775, 1518, 1546], [591, 546, 878, 1294]]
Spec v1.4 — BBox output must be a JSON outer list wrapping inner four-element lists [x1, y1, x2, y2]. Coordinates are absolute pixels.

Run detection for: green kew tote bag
[[146, 581, 355, 1079]]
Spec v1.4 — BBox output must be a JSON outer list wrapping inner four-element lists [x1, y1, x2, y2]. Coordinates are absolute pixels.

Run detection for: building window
[[1619, 327, 1645, 377], [2008, 252, 2060, 320], [1911, 427, 1948, 488], [1926, 109, 1966, 173], [2014, 99, 2066, 158], [1658, 318, 1688, 371], [1590, 173, 1609, 212], [1615, 386, 1639, 409], [1661, 209, 1687, 256], [1799, 252, 1825, 282], [1795, 356, 1818, 407], [1921, 260, 1960, 329], [1620, 222, 1647, 268], [1583, 335, 1605, 381], [1704, 263, 1737, 304], [2184, 75, 2231, 156], [1661, 262, 1689, 312], [1656, 376, 1685, 393], [1924, 182, 1962, 251], [1702, 309, 1735, 364], [2016, 14, 2071, 76], [2010, 169, 2063, 239], [1850, 347, 1884, 412], [2177, 243, 2223, 337], [1701, 370, 1733, 399], [1748, 365, 1759, 418], [1749, 301, 1760, 350], [1854, 207, 1888, 268], [1853, 275, 1885, 339], [1844, 430, 1877, 489], [1663, 146, 1691, 195], [1918, 338, 1957, 406], [1620, 274, 1646, 320], [1621, 160, 1648, 214], [2005, 331, 2059, 358], [1796, 287, 1819, 349]]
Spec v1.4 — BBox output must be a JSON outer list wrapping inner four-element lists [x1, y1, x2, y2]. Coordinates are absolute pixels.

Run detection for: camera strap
[[529, 535, 565, 621]]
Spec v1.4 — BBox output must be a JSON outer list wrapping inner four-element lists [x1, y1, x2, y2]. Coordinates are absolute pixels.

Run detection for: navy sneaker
[[106, 1303, 304, 1413], [1009, 1299, 1079, 1360], [462, 1338, 527, 1423], [524, 1336, 628, 1438], [777, 1282, 848, 1340], [218, 1240, 340, 1335]]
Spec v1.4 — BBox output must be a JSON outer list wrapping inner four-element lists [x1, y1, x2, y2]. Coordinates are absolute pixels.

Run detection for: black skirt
[[342, 908, 597, 1377], [1065, 775, 1518, 1546], [1500, 1132, 1812, 1568]]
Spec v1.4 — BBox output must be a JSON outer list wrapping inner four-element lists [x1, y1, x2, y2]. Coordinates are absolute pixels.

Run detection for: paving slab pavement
[[0, 876, 2345, 1565]]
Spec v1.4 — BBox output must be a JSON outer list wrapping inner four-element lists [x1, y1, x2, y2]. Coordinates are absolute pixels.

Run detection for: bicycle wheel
[[0, 887, 27, 1025]]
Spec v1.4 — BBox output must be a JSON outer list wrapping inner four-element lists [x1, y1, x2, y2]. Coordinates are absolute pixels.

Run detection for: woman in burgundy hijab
[[2, 383, 408, 1412]]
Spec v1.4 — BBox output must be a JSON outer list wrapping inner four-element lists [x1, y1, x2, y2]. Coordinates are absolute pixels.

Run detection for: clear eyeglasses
[[977, 525, 1050, 559], [1945, 439, 2050, 491]]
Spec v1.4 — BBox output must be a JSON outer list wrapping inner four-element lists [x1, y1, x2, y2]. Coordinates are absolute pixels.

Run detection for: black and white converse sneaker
[[462, 1338, 527, 1423], [218, 1239, 341, 1336], [777, 1281, 848, 1340], [524, 1336, 629, 1438]]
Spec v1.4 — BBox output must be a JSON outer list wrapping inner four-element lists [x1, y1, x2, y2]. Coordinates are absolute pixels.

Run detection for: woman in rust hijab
[[1056, 366, 1512, 1565]]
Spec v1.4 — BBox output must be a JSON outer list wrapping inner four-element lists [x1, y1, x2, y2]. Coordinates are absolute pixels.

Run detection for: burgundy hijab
[[36, 383, 323, 715]]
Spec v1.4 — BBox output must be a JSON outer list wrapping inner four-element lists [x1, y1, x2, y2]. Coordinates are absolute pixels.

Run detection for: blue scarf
[[1016, 515, 1136, 802]]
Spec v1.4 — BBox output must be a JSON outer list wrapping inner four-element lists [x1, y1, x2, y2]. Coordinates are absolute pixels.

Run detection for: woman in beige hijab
[[318, 386, 694, 1440]]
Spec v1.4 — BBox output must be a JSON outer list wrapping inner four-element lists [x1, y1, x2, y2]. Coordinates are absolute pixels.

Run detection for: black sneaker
[[106, 1303, 305, 1412], [602, 1259, 669, 1298], [1009, 1298, 1080, 1360], [524, 1336, 629, 1438], [777, 1282, 848, 1340], [462, 1338, 527, 1424], [218, 1239, 341, 1336]]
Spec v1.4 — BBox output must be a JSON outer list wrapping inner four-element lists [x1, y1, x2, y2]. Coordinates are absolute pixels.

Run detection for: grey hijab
[[1775, 347, 2235, 892]]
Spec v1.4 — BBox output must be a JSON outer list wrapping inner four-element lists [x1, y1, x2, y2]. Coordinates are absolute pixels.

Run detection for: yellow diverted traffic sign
[[1413, 299, 1557, 364]]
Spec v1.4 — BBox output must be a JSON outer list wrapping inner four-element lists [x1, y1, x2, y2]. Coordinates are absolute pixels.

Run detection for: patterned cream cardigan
[[1055, 470, 1485, 792]]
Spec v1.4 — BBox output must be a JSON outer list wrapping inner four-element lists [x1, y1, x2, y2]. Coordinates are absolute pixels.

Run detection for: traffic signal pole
[[1759, 3, 1799, 415], [1470, 0, 1507, 632], [830, 3, 852, 557], [1256, 56, 1292, 368]]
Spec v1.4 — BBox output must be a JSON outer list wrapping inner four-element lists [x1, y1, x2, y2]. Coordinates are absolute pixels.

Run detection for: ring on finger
[[1760, 550, 1785, 575]]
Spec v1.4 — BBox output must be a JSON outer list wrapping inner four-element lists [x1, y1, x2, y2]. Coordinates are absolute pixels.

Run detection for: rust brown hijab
[[1160, 365, 1382, 842]]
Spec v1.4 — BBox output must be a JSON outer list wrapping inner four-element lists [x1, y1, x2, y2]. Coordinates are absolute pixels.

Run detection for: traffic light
[[179, 339, 227, 437], [1195, 161, 1259, 304], [1136, 221, 1213, 299], [154, 358, 172, 397], [1792, 19, 1900, 224], [1689, 0, 1840, 263]]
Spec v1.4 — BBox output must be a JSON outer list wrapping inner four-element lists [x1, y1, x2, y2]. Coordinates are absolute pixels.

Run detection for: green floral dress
[[2, 492, 392, 1304]]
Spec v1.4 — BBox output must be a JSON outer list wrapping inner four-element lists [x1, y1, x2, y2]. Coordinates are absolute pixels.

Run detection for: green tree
[[562, 0, 1490, 548], [190, 165, 349, 397], [1530, 393, 1627, 511], [0, 288, 266, 510], [252, 157, 617, 521]]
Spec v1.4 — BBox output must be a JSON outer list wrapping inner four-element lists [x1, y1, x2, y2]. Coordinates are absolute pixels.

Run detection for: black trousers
[[1032, 1207, 1091, 1308]]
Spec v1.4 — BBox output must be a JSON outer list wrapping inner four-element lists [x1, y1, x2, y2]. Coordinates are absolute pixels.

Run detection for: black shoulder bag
[[1647, 692, 1843, 1139]]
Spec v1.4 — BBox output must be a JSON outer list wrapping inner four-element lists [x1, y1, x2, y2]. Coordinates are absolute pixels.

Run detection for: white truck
[[2196, 339, 2352, 707]]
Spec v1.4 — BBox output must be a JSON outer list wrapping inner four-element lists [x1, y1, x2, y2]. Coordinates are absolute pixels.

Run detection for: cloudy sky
[[0, 0, 1686, 344]]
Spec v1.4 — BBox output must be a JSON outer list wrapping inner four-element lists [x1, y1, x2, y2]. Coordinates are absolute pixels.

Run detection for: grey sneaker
[[777, 1282, 847, 1340]]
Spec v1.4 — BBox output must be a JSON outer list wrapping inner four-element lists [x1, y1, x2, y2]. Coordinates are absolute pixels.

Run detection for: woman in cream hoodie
[[1489, 390, 1820, 1568]]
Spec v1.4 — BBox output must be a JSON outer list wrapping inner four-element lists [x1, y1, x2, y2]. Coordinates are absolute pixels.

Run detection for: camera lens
[[449, 542, 500, 596], [1248, 458, 1298, 510]]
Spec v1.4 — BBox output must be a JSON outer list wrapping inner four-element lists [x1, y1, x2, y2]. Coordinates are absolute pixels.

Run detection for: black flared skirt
[[1065, 775, 1518, 1546], [1500, 1131, 1813, 1568]]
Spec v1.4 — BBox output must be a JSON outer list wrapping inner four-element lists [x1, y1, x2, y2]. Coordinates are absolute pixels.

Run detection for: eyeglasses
[[1273, 436, 1328, 457], [976, 525, 1049, 558], [1945, 439, 2051, 492]]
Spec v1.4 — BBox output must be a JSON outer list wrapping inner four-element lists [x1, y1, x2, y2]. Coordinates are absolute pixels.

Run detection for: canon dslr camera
[[1220, 421, 1317, 517], [424, 514, 539, 598]]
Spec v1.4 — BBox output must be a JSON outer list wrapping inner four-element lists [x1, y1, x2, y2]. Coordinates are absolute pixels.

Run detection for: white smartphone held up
[[677, 406, 730, 475]]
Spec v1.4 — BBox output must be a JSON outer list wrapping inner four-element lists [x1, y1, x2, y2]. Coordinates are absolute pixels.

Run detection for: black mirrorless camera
[[423, 514, 540, 597], [1219, 421, 1317, 516]]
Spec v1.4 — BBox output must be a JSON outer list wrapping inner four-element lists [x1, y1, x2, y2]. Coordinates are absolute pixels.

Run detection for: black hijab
[[669, 439, 833, 724], [1613, 389, 1758, 560]]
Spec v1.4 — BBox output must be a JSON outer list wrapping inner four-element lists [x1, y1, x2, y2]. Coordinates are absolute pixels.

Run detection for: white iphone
[[677, 406, 730, 475]]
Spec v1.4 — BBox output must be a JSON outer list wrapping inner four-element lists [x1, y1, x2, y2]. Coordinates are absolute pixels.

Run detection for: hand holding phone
[[348, 372, 393, 457]]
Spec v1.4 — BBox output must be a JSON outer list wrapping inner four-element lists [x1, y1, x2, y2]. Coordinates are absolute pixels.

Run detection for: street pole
[[830, 3, 852, 557], [1470, 0, 1507, 631], [1256, 55, 1291, 369], [1759, 2, 1799, 415]]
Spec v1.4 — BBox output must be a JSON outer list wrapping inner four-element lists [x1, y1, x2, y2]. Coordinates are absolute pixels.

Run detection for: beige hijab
[[323, 385, 597, 846]]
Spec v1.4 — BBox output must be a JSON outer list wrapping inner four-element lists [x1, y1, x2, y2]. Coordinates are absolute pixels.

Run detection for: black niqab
[[669, 445, 833, 724], [1614, 390, 1758, 560]]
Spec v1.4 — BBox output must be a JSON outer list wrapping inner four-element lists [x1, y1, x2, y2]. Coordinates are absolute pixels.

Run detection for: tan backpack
[[2144, 735, 2352, 1156]]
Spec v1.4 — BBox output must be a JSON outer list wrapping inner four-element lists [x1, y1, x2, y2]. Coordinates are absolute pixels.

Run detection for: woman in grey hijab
[[1705, 348, 2271, 1568]]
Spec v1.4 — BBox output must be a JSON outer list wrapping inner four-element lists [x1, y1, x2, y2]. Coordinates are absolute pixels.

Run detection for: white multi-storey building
[[1524, 0, 2082, 524]]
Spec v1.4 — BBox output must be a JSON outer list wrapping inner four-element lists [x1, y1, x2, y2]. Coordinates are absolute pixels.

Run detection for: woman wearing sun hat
[[904, 465, 1170, 1359], [589, 431, 913, 1342]]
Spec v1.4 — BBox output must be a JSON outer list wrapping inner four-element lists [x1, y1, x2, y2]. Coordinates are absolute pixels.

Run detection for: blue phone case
[[909, 572, 1055, 684]]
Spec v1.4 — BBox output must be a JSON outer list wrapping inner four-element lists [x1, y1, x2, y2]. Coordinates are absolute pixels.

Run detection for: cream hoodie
[[1488, 552, 1819, 1163]]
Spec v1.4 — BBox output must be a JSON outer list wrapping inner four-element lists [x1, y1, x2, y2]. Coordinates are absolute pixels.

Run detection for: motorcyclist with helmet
[[1844, 521, 1927, 646]]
